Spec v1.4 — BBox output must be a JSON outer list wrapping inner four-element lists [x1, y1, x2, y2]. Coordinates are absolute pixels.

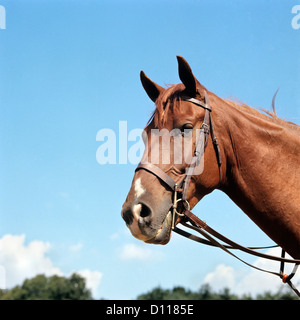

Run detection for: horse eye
[[181, 124, 193, 136]]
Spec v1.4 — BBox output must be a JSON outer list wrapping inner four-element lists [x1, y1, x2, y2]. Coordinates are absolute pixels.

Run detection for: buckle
[[171, 184, 190, 230], [201, 123, 210, 134]]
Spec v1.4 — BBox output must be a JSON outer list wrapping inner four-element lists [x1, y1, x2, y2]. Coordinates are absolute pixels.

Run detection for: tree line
[[0, 274, 298, 300], [136, 284, 298, 300], [0, 273, 92, 300]]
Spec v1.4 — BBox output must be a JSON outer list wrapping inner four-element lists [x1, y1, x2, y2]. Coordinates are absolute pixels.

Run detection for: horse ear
[[176, 55, 197, 96], [140, 71, 164, 102]]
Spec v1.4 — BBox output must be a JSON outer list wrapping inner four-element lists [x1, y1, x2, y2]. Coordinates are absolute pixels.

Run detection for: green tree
[[137, 286, 169, 300], [0, 273, 93, 300], [195, 284, 216, 300], [137, 285, 217, 300], [137, 284, 298, 300]]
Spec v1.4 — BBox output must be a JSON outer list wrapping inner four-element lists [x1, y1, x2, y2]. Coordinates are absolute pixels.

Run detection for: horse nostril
[[122, 208, 134, 225], [122, 203, 151, 226], [139, 203, 151, 218]]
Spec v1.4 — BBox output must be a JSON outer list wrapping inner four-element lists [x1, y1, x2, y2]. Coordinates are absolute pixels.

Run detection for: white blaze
[[134, 178, 145, 198]]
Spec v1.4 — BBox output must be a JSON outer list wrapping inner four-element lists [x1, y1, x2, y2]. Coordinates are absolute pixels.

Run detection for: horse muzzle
[[121, 201, 173, 245]]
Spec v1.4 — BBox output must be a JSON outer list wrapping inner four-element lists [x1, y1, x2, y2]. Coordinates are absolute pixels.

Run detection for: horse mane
[[225, 97, 300, 133], [148, 83, 300, 133]]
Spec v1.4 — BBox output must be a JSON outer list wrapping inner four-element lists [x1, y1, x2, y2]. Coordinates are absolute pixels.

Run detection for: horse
[[121, 56, 300, 263]]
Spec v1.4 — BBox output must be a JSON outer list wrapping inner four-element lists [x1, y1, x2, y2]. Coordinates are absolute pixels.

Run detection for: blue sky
[[0, 0, 299, 299]]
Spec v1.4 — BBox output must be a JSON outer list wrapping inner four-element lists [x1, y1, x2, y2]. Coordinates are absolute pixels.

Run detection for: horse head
[[121, 56, 222, 244]]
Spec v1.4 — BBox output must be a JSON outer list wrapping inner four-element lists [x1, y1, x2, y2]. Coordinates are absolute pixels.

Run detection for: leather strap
[[175, 209, 300, 297], [181, 96, 212, 111], [135, 163, 179, 191], [183, 209, 300, 264], [173, 225, 278, 250], [182, 92, 213, 200]]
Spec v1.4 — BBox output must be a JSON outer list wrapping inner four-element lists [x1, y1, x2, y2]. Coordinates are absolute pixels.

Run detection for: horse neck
[[212, 95, 300, 257]]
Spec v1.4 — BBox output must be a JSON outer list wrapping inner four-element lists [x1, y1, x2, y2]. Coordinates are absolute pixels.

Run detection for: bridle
[[136, 92, 222, 227], [135, 91, 300, 298]]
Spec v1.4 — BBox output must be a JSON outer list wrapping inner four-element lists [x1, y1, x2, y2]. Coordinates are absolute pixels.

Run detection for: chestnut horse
[[121, 56, 300, 261]]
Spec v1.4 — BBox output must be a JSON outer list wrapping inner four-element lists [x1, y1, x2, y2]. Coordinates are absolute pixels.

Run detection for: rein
[[135, 91, 300, 298]]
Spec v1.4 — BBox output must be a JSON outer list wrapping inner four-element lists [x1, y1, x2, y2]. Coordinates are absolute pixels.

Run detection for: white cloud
[[203, 264, 236, 291], [203, 247, 300, 296], [0, 234, 62, 288], [119, 243, 163, 261], [0, 234, 103, 298], [77, 269, 103, 298], [69, 242, 83, 252]]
